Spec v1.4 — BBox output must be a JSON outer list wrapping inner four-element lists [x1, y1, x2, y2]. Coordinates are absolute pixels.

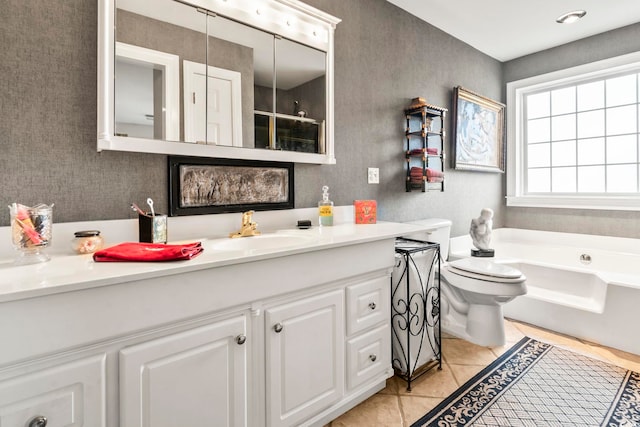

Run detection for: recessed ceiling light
[[556, 10, 587, 24]]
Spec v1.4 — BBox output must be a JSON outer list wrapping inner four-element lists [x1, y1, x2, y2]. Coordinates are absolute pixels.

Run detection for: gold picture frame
[[452, 86, 505, 173]]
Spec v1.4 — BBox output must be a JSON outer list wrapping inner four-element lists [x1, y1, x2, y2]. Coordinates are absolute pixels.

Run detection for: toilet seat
[[446, 258, 526, 283]]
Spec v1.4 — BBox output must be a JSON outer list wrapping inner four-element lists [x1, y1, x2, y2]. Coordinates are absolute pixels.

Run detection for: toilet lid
[[448, 258, 523, 279]]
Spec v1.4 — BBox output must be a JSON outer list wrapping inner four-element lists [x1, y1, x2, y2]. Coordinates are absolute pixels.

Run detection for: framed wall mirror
[[98, 0, 340, 164]]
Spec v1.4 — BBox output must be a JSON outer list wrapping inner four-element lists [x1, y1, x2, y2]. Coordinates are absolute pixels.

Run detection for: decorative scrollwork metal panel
[[391, 238, 441, 391]]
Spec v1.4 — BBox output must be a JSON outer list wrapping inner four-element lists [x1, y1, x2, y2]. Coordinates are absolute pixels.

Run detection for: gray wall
[[503, 23, 640, 238], [1, 0, 504, 237], [299, 0, 504, 237]]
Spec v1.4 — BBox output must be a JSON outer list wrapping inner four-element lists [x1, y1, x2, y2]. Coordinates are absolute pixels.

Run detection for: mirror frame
[[98, 0, 341, 164]]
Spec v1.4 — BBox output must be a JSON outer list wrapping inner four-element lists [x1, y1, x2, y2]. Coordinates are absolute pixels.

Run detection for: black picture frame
[[168, 156, 294, 216]]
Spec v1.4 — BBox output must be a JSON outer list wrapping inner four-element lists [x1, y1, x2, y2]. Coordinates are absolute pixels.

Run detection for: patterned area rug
[[412, 337, 640, 426]]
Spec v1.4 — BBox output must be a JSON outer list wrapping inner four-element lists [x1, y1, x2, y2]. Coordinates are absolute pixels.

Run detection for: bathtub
[[448, 228, 640, 356]]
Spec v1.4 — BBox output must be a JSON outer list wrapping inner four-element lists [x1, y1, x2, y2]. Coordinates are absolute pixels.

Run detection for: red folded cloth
[[408, 148, 439, 156], [426, 168, 444, 178], [427, 177, 444, 183], [93, 242, 203, 262]]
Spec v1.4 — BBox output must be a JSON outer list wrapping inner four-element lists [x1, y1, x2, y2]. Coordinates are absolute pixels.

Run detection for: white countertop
[[0, 220, 425, 303]]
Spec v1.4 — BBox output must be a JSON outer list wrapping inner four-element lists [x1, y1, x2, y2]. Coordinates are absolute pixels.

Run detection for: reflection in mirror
[[115, 42, 179, 140], [204, 15, 274, 149], [116, 0, 206, 143], [273, 38, 326, 153]]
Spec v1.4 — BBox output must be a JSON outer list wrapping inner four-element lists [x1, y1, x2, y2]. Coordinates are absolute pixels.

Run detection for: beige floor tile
[[330, 393, 403, 427], [399, 395, 443, 426], [510, 321, 590, 349], [503, 319, 526, 343], [489, 343, 514, 357], [396, 363, 459, 398], [442, 338, 496, 365], [441, 331, 457, 339], [378, 376, 400, 395], [448, 363, 486, 386], [582, 342, 640, 372]]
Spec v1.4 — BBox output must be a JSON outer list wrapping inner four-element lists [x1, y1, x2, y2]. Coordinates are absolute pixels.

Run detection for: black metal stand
[[392, 237, 442, 391]]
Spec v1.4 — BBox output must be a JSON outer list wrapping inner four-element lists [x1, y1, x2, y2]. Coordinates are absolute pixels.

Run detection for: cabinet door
[[119, 315, 247, 427], [266, 290, 344, 427], [0, 354, 106, 427]]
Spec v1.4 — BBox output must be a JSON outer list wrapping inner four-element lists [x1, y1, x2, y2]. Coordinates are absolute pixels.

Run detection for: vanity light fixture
[[556, 10, 586, 24]]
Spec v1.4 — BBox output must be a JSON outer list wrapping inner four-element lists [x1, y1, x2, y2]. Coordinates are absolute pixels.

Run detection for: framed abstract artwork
[[168, 156, 294, 216], [452, 86, 506, 173]]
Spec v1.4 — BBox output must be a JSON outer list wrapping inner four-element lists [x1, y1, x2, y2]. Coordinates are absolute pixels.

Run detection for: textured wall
[[0, 0, 503, 237], [0, 0, 167, 225], [503, 23, 640, 238], [298, 0, 504, 237]]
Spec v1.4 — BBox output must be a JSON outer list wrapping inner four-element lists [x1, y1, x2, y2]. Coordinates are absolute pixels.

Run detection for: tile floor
[[328, 319, 640, 426]]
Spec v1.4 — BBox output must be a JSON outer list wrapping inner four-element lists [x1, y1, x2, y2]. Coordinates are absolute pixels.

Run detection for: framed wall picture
[[168, 156, 294, 216], [452, 86, 506, 173]]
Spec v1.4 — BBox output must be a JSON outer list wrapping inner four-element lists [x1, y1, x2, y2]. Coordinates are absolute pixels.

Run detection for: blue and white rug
[[412, 337, 640, 426]]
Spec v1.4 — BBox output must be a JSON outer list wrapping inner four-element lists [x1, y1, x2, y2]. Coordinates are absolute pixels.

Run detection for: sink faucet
[[229, 210, 262, 238]]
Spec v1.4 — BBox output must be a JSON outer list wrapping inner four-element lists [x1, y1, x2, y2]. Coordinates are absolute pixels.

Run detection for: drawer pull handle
[[369, 354, 377, 362], [274, 323, 283, 333], [236, 334, 247, 345], [368, 302, 376, 310], [29, 416, 48, 427]]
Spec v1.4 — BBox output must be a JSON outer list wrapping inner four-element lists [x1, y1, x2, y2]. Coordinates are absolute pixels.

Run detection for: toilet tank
[[404, 218, 452, 261]]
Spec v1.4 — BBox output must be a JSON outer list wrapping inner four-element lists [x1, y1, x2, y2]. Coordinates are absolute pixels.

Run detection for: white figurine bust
[[470, 208, 494, 251]]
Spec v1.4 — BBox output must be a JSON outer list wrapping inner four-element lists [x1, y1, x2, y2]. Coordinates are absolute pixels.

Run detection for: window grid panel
[[524, 71, 640, 195]]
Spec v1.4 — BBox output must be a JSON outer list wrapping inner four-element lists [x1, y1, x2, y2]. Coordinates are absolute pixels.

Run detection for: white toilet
[[406, 219, 527, 347]]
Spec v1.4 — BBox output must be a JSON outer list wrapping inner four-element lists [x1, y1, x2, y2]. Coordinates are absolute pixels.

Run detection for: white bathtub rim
[[485, 228, 640, 256], [449, 229, 640, 291]]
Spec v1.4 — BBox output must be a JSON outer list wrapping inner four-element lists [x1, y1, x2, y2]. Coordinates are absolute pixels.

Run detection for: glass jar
[[72, 230, 104, 255], [9, 203, 54, 265]]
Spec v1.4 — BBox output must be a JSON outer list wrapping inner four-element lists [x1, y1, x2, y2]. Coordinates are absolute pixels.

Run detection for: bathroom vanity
[[0, 220, 423, 426]]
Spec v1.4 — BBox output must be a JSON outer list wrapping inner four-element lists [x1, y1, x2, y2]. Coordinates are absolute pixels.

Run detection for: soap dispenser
[[318, 185, 334, 226]]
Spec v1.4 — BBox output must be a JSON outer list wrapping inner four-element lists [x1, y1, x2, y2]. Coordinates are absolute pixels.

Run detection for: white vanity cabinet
[[119, 314, 248, 427], [0, 221, 423, 427], [265, 290, 345, 427]]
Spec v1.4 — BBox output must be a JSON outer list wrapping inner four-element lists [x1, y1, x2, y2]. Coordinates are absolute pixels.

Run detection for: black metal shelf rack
[[392, 237, 442, 391]]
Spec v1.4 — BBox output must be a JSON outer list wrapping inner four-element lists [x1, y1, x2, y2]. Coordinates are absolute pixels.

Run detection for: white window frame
[[506, 51, 640, 211]]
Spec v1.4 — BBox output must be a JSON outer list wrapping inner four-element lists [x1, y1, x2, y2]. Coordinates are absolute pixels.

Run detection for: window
[[506, 52, 640, 210]]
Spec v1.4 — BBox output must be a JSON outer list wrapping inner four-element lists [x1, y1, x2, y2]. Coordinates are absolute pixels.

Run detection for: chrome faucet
[[229, 210, 261, 238]]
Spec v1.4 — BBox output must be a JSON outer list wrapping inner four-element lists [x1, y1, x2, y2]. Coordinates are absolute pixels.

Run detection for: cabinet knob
[[369, 354, 377, 362], [273, 323, 283, 333], [368, 302, 376, 310], [235, 334, 247, 345], [28, 416, 48, 427]]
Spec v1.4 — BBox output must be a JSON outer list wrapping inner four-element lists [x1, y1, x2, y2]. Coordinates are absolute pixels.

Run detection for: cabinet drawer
[[346, 276, 390, 336], [0, 354, 106, 427], [346, 324, 390, 390]]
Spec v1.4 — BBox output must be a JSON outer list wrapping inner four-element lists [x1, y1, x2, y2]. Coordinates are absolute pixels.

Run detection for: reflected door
[[183, 60, 242, 146]]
